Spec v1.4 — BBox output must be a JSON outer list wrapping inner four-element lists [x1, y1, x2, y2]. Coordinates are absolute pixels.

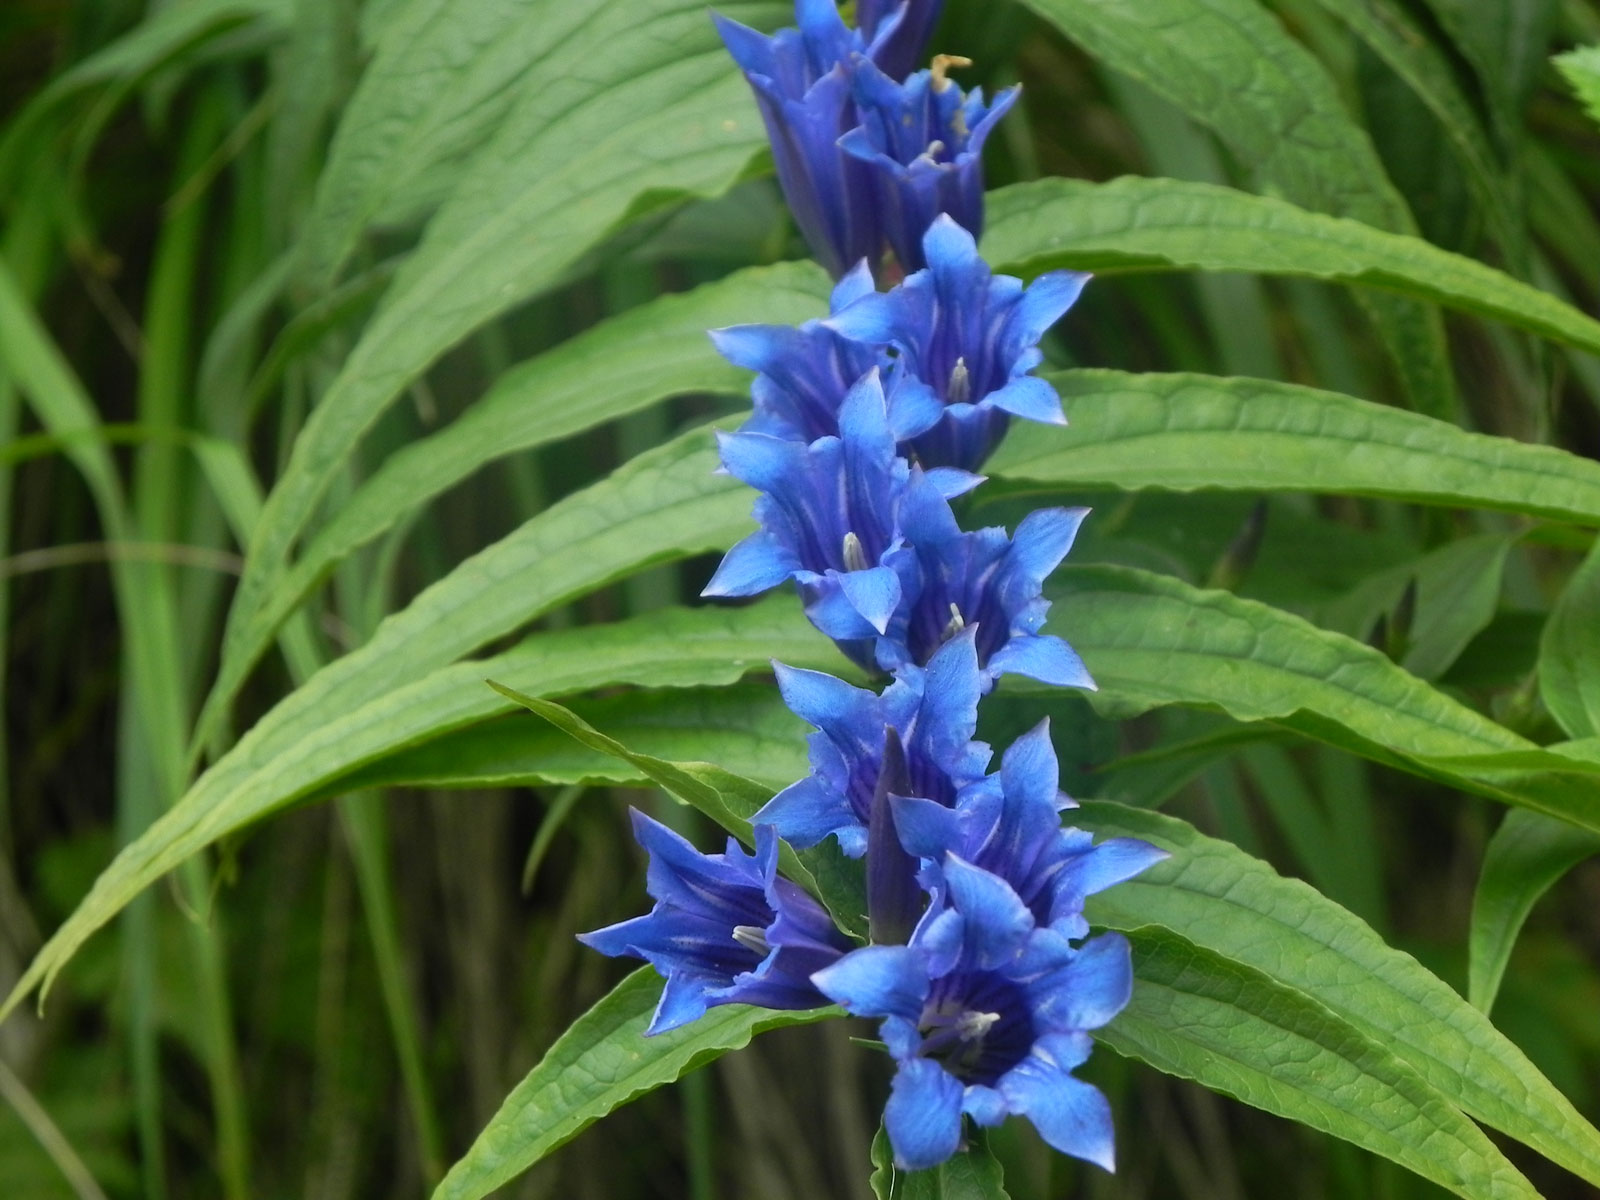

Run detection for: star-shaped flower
[[828, 215, 1089, 471], [579, 810, 853, 1034], [812, 857, 1132, 1170]]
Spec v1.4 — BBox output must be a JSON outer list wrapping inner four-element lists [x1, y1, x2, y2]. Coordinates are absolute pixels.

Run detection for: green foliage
[[4, 1, 1600, 1197]]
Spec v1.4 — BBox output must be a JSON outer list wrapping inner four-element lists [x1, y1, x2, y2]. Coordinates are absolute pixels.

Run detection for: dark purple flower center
[[917, 971, 1033, 1085]]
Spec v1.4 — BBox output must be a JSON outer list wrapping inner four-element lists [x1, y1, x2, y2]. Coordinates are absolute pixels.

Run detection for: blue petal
[[753, 775, 858, 852], [1076, 837, 1170, 898], [942, 856, 1034, 969], [575, 913, 653, 960], [890, 794, 965, 859], [715, 428, 809, 493], [1012, 270, 1090, 346], [711, 11, 773, 76], [1032, 932, 1134, 1031], [1000, 719, 1060, 814], [987, 634, 1096, 690], [1000, 1033, 1116, 1171], [773, 661, 879, 744], [962, 1085, 1009, 1127], [920, 215, 985, 291], [837, 564, 902, 633], [647, 971, 714, 1035], [1010, 507, 1089, 581], [886, 1059, 965, 1170], [831, 258, 878, 310], [824, 290, 900, 344], [702, 531, 796, 597], [986, 375, 1066, 425], [811, 945, 929, 1019], [707, 323, 788, 372], [923, 466, 986, 499], [885, 376, 945, 443]]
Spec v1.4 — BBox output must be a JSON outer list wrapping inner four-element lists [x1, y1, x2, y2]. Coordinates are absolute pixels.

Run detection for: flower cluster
[[580, 0, 1165, 1176]]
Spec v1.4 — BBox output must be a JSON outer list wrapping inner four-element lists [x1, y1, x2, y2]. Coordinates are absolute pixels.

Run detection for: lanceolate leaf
[[983, 176, 1600, 359], [1079, 802, 1600, 1187], [1050, 565, 1600, 831], [1307, 0, 1518, 253], [223, 0, 776, 705], [331, 685, 809, 795], [1012, 0, 1450, 415], [0, 595, 847, 1023], [1540, 540, 1600, 739], [1469, 802, 1600, 1015], [987, 370, 1600, 525], [1105, 928, 1539, 1200], [484, 684, 811, 885], [430, 968, 837, 1200], [198, 261, 831, 748]]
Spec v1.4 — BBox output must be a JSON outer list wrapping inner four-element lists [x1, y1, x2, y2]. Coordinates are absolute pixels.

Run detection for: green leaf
[[1078, 801, 1600, 1187], [987, 370, 1600, 526], [0, 597, 850, 1023], [296, 0, 782, 285], [1422, 0, 1557, 141], [1555, 45, 1600, 129], [869, 1126, 1010, 1200], [223, 0, 775, 706], [983, 176, 1600, 359], [331, 684, 809, 795], [430, 968, 837, 1200], [1540, 540, 1600, 739], [1051, 565, 1600, 831], [1469, 801, 1600, 1015], [1105, 927, 1539, 1200], [484, 683, 803, 873], [197, 261, 831, 748], [1307, 0, 1518, 253], [1012, 0, 1450, 414], [1465, 546, 1600, 1011]]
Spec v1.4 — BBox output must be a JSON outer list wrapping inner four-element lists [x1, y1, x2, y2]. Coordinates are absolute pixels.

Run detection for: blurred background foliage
[[0, 0, 1599, 1197]]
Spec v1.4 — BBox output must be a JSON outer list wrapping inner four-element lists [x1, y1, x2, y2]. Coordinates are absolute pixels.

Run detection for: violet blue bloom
[[857, 0, 946, 80], [841, 56, 1017, 275], [578, 810, 852, 1035], [703, 369, 979, 656], [755, 627, 991, 858], [828, 215, 1089, 471], [812, 856, 1131, 1170], [893, 720, 1169, 938], [708, 261, 915, 444], [715, 0, 901, 277], [876, 470, 1095, 689]]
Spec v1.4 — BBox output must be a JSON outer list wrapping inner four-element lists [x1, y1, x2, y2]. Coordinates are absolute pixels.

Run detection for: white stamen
[[731, 925, 770, 956], [943, 603, 966, 641], [955, 1010, 1001, 1041], [842, 531, 868, 572], [948, 357, 971, 405]]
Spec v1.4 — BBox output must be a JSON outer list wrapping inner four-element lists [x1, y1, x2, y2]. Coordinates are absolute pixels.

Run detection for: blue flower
[[879, 471, 1096, 689], [709, 262, 925, 445], [715, 0, 899, 278], [857, 0, 946, 80], [755, 627, 991, 858], [828, 215, 1089, 471], [812, 856, 1131, 1170], [703, 369, 979, 656], [841, 57, 1017, 275], [578, 810, 853, 1034], [892, 720, 1169, 938]]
